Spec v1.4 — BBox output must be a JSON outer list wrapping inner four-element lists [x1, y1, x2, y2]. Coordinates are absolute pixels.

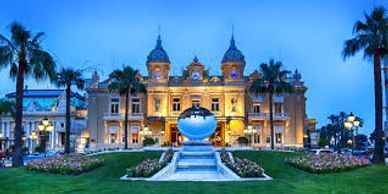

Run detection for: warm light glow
[[344, 121, 353, 129], [353, 120, 360, 127], [0, 133, 2, 138], [303, 134, 308, 138], [347, 139, 352, 144], [47, 126, 54, 132], [42, 117, 49, 126], [38, 123, 45, 131], [347, 112, 355, 122]]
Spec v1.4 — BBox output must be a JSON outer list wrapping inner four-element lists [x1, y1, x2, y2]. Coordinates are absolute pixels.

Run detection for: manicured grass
[[0, 151, 387, 194]]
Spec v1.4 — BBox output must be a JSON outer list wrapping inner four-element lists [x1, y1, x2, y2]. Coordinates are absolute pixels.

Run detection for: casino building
[[86, 34, 310, 149]]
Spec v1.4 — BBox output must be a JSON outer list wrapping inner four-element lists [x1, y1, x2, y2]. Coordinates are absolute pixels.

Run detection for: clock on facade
[[230, 71, 238, 79], [191, 72, 200, 80], [154, 72, 161, 79]]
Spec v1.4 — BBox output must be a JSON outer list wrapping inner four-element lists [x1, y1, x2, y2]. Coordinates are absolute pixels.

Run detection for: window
[[275, 103, 283, 114], [172, 98, 181, 111], [110, 133, 116, 144], [253, 133, 260, 144], [276, 133, 282, 144], [211, 98, 219, 111], [192, 97, 200, 107], [266, 136, 271, 144], [110, 98, 119, 114], [253, 102, 261, 113], [131, 98, 140, 113]]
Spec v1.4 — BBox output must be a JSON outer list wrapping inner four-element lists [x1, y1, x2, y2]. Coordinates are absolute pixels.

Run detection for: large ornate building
[[86, 35, 310, 149]]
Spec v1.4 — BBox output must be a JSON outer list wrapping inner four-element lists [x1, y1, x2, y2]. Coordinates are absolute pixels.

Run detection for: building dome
[[147, 35, 170, 63], [222, 36, 245, 64]]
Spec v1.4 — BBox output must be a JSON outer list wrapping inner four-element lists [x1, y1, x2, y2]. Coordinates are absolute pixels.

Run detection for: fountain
[[149, 106, 240, 181]]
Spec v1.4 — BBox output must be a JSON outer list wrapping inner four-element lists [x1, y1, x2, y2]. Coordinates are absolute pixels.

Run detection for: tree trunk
[[12, 61, 25, 167], [269, 89, 275, 150], [124, 91, 129, 149], [372, 50, 385, 164], [65, 84, 71, 154]]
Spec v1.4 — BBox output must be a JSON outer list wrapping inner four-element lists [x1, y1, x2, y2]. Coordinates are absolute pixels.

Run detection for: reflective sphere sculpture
[[177, 106, 217, 141]]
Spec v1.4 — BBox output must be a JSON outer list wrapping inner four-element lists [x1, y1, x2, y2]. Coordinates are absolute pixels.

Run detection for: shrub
[[237, 136, 249, 146], [126, 148, 174, 177], [220, 149, 264, 178], [34, 146, 44, 153], [25, 154, 104, 175], [285, 153, 370, 174], [143, 137, 156, 146]]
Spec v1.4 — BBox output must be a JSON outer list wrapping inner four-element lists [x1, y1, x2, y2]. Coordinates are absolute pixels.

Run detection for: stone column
[[26, 121, 31, 150]]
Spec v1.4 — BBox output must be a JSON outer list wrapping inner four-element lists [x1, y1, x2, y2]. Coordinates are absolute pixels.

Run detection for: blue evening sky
[[1, 0, 387, 134]]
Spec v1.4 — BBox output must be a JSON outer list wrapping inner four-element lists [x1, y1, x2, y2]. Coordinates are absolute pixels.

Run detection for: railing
[[103, 112, 144, 120], [248, 112, 289, 119], [170, 111, 222, 117]]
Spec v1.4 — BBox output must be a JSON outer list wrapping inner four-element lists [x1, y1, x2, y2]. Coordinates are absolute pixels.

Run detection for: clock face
[[191, 72, 200, 80], [230, 71, 238, 79], [154, 72, 161, 79]]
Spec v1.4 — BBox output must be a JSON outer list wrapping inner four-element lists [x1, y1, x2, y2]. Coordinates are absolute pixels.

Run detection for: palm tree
[[0, 99, 16, 119], [54, 67, 85, 154], [250, 59, 292, 149], [342, 7, 387, 164], [108, 66, 145, 149], [0, 22, 56, 167]]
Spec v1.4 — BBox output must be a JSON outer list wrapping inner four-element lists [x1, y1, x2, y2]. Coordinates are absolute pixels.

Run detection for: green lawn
[[0, 151, 387, 194]]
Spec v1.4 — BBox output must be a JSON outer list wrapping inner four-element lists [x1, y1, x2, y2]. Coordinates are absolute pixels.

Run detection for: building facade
[[0, 89, 87, 152], [86, 35, 310, 149]]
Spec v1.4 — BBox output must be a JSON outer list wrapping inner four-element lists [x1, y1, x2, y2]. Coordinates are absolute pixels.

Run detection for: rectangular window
[[110, 133, 116, 144], [275, 103, 282, 114], [110, 98, 119, 114], [266, 136, 271, 144], [253, 102, 261, 113], [131, 98, 140, 113], [192, 97, 200, 108], [211, 98, 219, 111], [276, 133, 282, 144], [253, 133, 260, 144], [172, 98, 181, 111]]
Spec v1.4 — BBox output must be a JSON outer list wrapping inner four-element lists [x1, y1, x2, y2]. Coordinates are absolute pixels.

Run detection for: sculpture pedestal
[[182, 141, 213, 152]]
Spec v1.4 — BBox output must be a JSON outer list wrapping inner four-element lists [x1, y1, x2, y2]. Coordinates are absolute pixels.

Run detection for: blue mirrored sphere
[[177, 107, 217, 141]]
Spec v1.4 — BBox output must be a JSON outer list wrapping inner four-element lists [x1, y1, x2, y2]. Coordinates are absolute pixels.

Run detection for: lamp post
[[244, 125, 254, 146], [344, 112, 360, 155], [37, 117, 54, 157], [0, 133, 3, 151], [30, 131, 37, 153]]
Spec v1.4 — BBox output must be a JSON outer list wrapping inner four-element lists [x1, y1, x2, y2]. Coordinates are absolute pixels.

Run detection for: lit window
[[173, 98, 181, 111], [211, 98, 219, 111], [132, 98, 140, 113], [276, 133, 282, 144], [253, 133, 260, 144], [275, 103, 282, 114], [110, 98, 119, 114], [110, 133, 116, 144], [253, 102, 261, 113]]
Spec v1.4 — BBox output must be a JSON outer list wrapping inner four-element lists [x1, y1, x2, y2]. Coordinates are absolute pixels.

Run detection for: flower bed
[[126, 148, 174, 177], [26, 154, 104, 175], [285, 153, 371, 174], [220, 149, 264, 178]]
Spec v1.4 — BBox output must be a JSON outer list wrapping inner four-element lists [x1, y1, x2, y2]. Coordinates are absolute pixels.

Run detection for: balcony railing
[[170, 111, 222, 117], [103, 112, 144, 120], [248, 112, 289, 119]]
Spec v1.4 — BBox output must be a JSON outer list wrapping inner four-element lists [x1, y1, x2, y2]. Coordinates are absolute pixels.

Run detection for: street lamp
[[244, 125, 254, 146], [37, 117, 54, 157], [344, 112, 360, 155]]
